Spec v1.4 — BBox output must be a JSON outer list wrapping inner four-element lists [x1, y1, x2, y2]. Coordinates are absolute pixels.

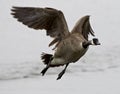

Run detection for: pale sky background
[[0, 0, 120, 63]]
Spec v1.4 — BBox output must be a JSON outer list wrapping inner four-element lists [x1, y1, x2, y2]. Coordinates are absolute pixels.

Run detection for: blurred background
[[0, 0, 120, 80]]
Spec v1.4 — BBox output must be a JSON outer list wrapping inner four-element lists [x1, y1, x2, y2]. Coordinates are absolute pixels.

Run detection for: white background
[[0, 0, 120, 94]]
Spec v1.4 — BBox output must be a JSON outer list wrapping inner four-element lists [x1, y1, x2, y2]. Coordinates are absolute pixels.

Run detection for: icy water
[[1, 1, 120, 94], [1, 0, 120, 81], [0, 45, 120, 80]]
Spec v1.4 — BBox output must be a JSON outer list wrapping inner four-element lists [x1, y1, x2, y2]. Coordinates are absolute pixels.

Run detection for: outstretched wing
[[71, 15, 95, 40], [11, 7, 69, 48]]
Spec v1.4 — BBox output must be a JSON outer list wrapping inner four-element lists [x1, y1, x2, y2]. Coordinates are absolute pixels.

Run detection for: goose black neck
[[82, 41, 91, 49]]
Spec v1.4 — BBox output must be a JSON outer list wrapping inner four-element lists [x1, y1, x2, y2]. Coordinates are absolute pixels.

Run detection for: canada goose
[[11, 7, 100, 80]]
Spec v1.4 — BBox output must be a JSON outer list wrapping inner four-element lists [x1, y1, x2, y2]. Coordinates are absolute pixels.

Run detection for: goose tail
[[41, 53, 53, 65]]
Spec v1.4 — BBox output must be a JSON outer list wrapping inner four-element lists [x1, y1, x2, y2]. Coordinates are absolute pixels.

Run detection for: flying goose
[[11, 7, 100, 80]]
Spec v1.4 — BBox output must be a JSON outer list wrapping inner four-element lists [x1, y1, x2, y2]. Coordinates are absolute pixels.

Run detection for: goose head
[[82, 38, 100, 48], [91, 38, 101, 45]]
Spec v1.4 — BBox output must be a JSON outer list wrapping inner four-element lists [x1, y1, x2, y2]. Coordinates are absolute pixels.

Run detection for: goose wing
[[71, 15, 95, 40], [11, 7, 69, 47]]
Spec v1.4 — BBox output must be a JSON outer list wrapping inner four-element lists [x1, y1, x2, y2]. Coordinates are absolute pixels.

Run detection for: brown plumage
[[11, 7, 100, 80]]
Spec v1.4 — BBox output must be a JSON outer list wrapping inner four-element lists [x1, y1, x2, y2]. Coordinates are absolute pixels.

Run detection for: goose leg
[[57, 63, 69, 80], [41, 59, 52, 76], [41, 65, 50, 76]]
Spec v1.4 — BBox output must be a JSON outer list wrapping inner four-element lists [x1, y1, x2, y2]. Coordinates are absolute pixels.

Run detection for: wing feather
[[11, 7, 69, 48], [71, 15, 95, 40]]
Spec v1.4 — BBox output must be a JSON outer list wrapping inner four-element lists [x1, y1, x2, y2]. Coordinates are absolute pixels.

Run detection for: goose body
[[11, 7, 100, 80], [51, 34, 88, 66]]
